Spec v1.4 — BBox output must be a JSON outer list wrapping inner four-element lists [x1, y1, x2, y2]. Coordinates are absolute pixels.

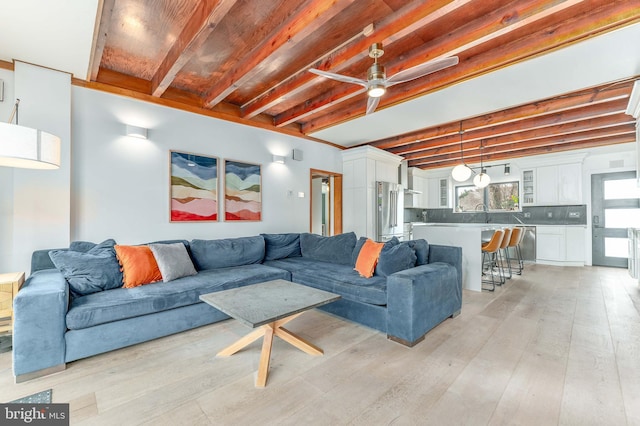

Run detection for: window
[[455, 181, 519, 212]]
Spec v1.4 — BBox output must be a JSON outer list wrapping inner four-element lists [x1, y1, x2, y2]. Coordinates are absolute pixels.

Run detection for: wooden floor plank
[[0, 264, 637, 425]]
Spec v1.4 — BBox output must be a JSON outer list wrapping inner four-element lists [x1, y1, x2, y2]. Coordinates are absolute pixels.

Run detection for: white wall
[[0, 68, 15, 271], [70, 87, 342, 245], [0, 63, 72, 274]]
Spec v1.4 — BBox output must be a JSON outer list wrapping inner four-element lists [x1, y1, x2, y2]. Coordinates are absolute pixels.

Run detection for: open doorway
[[310, 169, 342, 236]]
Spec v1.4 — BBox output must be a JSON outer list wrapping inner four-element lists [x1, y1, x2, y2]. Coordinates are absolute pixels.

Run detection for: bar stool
[[497, 228, 512, 282], [505, 227, 523, 279], [506, 226, 525, 276], [481, 229, 504, 291]]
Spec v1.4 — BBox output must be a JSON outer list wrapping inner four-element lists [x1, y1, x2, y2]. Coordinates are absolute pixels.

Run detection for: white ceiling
[[1, 2, 638, 148], [0, 0, 99, 80]]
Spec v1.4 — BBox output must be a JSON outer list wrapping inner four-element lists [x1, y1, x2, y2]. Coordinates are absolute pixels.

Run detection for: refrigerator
[[375, 181, 404, 242]]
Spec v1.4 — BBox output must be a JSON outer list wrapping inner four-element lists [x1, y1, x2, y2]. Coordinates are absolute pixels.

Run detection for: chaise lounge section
[[13, 232, 461, 382]]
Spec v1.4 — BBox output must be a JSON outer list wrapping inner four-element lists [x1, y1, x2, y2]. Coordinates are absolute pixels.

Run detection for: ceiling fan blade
[[366, 96, 380, 115], [309, 68, 368, 88], [386, 56, 459, 86]]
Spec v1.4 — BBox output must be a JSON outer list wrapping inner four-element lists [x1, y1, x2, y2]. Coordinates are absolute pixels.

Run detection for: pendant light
[[0, 99, 61, 169], [451, 121, 472, 182], [473, 140, 490, 188]]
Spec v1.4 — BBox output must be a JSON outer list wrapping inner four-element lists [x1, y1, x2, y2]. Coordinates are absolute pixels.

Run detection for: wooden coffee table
[[199, 279, 340, 387]]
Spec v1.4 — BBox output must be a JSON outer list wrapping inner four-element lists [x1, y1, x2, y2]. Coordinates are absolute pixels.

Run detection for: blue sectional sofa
[[12, 232, 462, 382]]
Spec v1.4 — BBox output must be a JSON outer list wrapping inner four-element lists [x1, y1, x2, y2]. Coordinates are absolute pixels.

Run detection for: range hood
[[399, 160, 423, 194]]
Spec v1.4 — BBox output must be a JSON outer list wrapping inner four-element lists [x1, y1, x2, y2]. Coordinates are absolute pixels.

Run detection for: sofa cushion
[[375, 243, 417, 277], [66, 264, 289, 330], [261, 233, 301, 260], [267, 257, 387, 305], [190, 236, 265, 270], [115, 245, 163, 288], [299, 232, 357, 266], [404, 239, 429, 265], [354, 239, 384, 278], [49, 239, 122, 297], [149, 243, 197, 282]]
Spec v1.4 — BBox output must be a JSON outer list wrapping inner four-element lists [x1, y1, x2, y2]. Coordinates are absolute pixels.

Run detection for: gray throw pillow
[[49, 239, 122, 297], [149, 243, 197, 282]]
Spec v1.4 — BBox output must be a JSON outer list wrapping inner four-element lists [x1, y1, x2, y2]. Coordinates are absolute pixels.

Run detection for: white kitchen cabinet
[[535, 165, 559, 205], [536, 225, 585, 266], [342, 146, 403, 239], [537, 226, 564, 261], [522, 169, 535, 205], [558, 163, 582, 204], [525, 163, 582, 205]]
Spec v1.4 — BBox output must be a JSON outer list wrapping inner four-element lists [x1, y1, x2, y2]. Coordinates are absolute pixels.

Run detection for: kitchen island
[[413, 224, 493, 292]]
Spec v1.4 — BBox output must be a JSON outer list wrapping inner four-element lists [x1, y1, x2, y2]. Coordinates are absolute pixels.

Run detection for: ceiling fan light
[[473, 172, 490, 188], [368, 84, 386, 98], [451, 163, 472, 181]]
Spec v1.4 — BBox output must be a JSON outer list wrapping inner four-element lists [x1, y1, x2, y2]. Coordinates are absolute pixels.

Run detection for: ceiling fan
[[309, 43, 459, 114]]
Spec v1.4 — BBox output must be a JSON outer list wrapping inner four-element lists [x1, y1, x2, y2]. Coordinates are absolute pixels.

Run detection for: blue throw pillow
[[404, 239, 429, 265], [69, 240, 97, 253], [261, 233, 301, 260], [375, 242, 417, 277], [49, 239, 123, 297], [300, 232, 357, 266], [351, 237, 368, 266], [190, 236, 265, 270]]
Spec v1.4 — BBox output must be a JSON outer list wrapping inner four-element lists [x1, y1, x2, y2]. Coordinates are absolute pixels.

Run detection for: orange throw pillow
[[114, 245, 163, 288], [354, 239, 384, 278]]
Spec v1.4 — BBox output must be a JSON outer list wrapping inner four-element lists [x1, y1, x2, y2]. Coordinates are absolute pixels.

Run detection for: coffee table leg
[[217, 312, 324, 387], [256, 324, 275, 387], [217, 327, 266, 357], [274, 327, 323, 355]]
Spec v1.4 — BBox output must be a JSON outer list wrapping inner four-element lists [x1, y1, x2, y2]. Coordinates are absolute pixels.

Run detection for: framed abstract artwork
[[224, 160, 261, 221], [170, 151, 218, 222]]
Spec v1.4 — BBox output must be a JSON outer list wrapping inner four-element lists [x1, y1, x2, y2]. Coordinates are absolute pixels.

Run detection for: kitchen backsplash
[[405, 205, 587, 225]]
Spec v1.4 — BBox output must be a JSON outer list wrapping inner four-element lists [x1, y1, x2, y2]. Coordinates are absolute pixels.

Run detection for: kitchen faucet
[[475, 203, 488, 212]]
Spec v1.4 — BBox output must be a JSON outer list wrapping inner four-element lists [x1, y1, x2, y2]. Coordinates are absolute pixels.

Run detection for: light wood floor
[[1, 264, 639, 425]]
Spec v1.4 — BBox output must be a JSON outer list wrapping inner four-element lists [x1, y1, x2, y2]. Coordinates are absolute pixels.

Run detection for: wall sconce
[[272, 154, 286, 164], [125, 124, 148, 139], [504, 164, 510, 175]]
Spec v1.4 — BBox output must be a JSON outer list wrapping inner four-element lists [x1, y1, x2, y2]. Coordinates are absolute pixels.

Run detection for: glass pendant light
[[473, 140, 490, 188], [451, 122, 472, 182]]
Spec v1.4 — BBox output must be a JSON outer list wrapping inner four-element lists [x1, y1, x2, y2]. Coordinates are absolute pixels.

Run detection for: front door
[[591, 171, 640, 267]]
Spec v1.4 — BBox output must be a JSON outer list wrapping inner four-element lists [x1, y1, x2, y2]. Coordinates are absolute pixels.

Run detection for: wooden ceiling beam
[[413, 133, 636, 169], [411, 122, 636, 166], [88, 0, 115, 81], [202, 0, 356, 109], [301, 0, 640, 134], [401, 114, 635, 160], [409, 125, 636, 168], [287, 0, 589, 131], [242, 0, 471, 119], [369, 81, 634, 150], [151, 0, 238, 98], [392, 97, 630, 155]]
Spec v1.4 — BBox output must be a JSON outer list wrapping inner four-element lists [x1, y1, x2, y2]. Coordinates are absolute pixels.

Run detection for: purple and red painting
[[170, 151, 218, 221], [224, 160, 261, 221]]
